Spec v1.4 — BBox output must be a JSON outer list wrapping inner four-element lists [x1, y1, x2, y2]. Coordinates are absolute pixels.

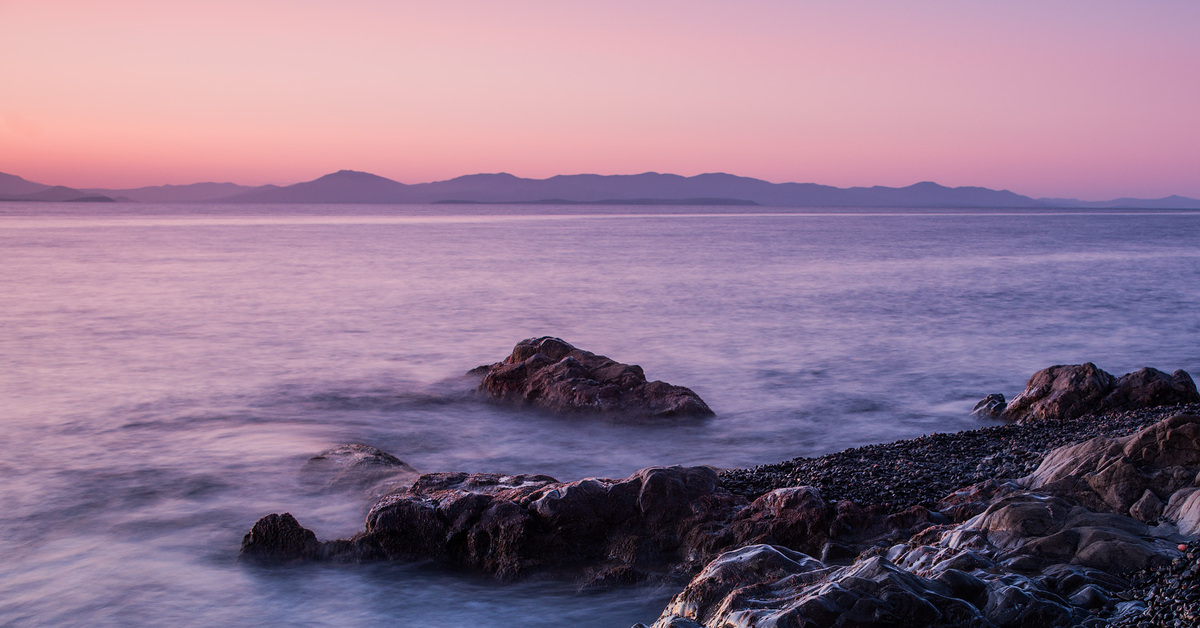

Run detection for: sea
[[2, 202, 1198, 626]]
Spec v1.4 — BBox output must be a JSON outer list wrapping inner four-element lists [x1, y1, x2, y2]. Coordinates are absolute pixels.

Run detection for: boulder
[[1001, 364, 1198, 424], [238, 513, 321, 564], [1002, 363, 1116, 423], [299, 443, 419, 494], [972, 393, 1007, 419], [1101, 367, 1199, 413], [1023, 414, 1200, 525], [354, 465, 745, 581], [471, 337, 714, 417]]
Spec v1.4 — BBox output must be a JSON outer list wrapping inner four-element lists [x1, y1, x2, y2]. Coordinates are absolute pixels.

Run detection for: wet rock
[[959, 492, 1179, 574], [471, 336, 714, 417], [238, 513, 320, 564], [1002, 364, 1197, 424], [299, 443, 419, 494], [725, 486, 830, 555], [650, 546, 990, 628], [354, 465, 745, 579], [972, 392, 1007, 418], [1023, 414, 1200, 525], [1002, 363, 1117, 424], [1102, 368, 1200, 414]]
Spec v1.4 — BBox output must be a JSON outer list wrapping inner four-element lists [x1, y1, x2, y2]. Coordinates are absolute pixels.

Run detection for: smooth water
[[2, 203, 1198, 626]]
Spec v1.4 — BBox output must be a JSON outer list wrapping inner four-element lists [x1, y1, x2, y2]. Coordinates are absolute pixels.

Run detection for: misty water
[[2, 203, 1199, 626]]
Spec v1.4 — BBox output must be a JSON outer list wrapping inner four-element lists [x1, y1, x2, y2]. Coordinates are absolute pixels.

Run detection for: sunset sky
[[2, 1, 1198, 199]]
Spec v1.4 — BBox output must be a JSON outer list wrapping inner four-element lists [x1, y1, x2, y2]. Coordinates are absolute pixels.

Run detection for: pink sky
[[2, 1, 1198, 199]]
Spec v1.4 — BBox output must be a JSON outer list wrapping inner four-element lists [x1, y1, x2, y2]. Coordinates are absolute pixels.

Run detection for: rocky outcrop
[[645, 414, 1200, 627], [972, 393, 1006, 418], [240, 406, 1200, 626], [645, 489, 1183, 628], [238, 513, 321, 564], [471, 337, 714, 417], [1023, 414, 1200, 526], [299, 443, 419, 495], [1000, 364, 1197, 424]]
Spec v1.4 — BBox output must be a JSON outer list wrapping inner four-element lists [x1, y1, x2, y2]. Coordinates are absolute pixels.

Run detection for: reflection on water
[[1, 203, 1199, 625]]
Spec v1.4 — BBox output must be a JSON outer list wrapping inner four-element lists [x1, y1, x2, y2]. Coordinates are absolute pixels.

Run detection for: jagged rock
[[650, 546, 990, 628], [972, 393, 1007, 418], [299, 443, 419, 494], [1023, 414, 1200, 526], [1002, 363, 1116, 423], [238, 513, 321, 564], [354, 466, 745, 580], [955, 492, 1179, 573], [1001, 364, 1198, 424], [471, 337, 714, 417], [1102, 367, 1199, 413]]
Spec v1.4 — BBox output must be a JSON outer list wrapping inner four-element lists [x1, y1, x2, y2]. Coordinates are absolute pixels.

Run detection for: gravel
[[720, 403, 1200, 510], [1109, 539, 1200, 628]]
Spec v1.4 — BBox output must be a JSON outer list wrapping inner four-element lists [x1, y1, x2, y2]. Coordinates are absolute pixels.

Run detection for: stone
[[238, 513, 320, 564], [299, 443, 419, 494], [1102, 367, 1200, 413], [1023, 414, 1200, 524], [1002, 363, 1116, 423], [1000, 363, 1198, 424], [472, 336, 714, 417], [352, 465, 746, 579], [972, 392, 1007, 418]]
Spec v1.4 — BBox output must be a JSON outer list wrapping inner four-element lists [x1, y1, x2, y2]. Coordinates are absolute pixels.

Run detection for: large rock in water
[[356, 465, 744, 581], [1001, 363, 1198, 424], [471, 337, 714, 417]]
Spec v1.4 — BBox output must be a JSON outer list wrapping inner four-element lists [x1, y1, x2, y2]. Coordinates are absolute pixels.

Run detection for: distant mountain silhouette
[[3, 168, 1199, 208], [0, 184, 115, 203], [86, 181, 266, 203], [220, 170, 1052, 208], [225, 170, 405, 203], [0, 172, 51, 196], [1038, 195, 1200, 209]]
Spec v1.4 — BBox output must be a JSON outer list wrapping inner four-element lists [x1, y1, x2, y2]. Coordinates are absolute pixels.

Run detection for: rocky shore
[[239, 345, 1200, 627]]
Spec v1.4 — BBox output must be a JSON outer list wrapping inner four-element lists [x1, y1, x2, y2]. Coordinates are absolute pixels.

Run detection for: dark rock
[[1003, 363, 1117, 424], [1002, 364, 1197, 424], [973, 393, 1007, 418], [1102, 368, 1200, 414], [354, 465, 745, 579], [238, 513, 320, 564], [299, 443, 419, 494], [472, 337, 714, 417]]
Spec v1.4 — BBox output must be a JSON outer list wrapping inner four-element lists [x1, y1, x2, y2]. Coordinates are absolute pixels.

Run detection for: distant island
[[2, 169, 1198, 209]]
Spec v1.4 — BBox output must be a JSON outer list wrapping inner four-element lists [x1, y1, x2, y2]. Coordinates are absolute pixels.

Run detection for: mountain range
[[1, 169, 1198, 209]]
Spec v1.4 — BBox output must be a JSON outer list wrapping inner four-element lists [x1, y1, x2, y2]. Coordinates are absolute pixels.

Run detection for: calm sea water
[[2, 203, 1198, 626]]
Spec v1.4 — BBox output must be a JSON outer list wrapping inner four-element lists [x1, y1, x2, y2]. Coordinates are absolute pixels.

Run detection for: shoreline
[[722, 402, 1200, 508]]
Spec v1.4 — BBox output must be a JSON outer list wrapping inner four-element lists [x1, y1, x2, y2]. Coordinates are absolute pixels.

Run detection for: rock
[[725, 486, 830, 555], [472, 337, 714, 417], [651, 546, 989, 628], [1102, 367, 1200, 413], [1023, 414, 1200, 527], [353, 465, 745, 579], [1001, 363, 1198, 424], [972, 393, 1007, 418], [238, 513, 320, 564], [1003, 363, 1117, 423], [958, 492, 1179, 574], [299, 443, 419, 494]]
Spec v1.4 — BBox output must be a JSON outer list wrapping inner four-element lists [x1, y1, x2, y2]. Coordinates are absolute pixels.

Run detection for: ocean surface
[[2, 202, 1198, 626]]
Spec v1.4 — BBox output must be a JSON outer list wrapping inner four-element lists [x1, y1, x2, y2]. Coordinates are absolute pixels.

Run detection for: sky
[[1, 1, 1198, 199]]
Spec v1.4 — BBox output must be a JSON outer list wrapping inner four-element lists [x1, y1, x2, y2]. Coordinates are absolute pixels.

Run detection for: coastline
[[722, 402, 1200, 508]]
